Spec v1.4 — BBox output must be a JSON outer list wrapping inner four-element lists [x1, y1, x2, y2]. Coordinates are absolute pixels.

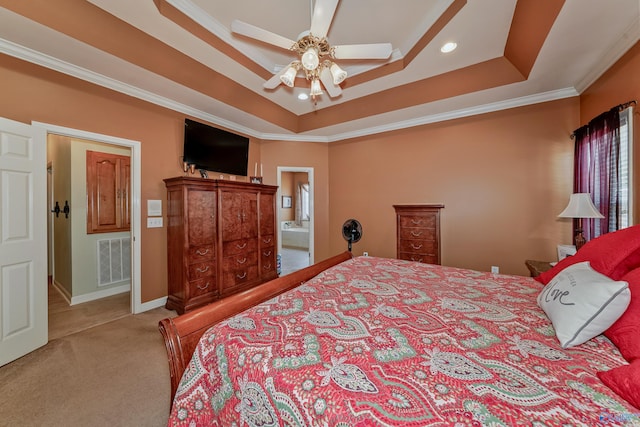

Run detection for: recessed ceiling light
[[297, 92, 309, 101], [440, 42, 457, 53]]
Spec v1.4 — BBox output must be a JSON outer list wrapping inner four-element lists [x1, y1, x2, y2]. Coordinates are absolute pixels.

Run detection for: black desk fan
[[342, 219, 362, 252]]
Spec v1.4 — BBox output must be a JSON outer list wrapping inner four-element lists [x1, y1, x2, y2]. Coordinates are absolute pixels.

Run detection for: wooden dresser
[[393, 204, 444, 265], [164, 177, 278, 314]]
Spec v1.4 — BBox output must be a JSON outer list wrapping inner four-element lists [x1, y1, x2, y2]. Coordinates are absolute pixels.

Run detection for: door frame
[[34, 122, 144, 314], [276, 166, 314, 265]]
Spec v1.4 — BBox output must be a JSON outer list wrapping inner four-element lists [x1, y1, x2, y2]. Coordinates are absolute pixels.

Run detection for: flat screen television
[[183, 118, 250, 176]]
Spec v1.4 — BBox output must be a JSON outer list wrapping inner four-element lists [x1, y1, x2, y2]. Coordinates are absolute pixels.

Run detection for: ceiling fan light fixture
[[301, 47, 320, 70], [329, 62, 347, 84], [280, 65, 298, 87], [310, 78, 323, 97]]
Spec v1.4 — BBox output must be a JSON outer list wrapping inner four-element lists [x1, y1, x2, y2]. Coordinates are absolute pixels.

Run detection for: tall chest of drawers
[[393, 204, 444, 265]]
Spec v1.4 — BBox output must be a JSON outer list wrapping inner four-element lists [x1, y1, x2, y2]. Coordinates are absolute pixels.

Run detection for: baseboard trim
[[136, 296, 168, 314], [70, 284, 131, 306], [52, 280, 72, 305]]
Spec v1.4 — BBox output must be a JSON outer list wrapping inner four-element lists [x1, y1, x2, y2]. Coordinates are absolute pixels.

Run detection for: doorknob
[[63, 201, 70, 219]]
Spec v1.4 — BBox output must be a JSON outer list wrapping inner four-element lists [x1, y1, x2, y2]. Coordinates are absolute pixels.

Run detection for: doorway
[[47, 135, 134, 338], [277, 167, 314, 275], [37, 122, 143, 315]]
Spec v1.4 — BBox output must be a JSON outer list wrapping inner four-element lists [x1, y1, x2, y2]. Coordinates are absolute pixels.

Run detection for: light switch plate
[[147, 199, 162, 217], [147, 217, 163, 228]]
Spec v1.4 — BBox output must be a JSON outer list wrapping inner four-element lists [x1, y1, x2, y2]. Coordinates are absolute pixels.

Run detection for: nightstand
[[525, 260, 553, 278]]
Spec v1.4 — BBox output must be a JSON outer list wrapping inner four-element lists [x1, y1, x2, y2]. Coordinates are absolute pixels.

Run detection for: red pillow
[[605, 267, 640, 362], [536, 225, 640, 285], [598, 361, 640, 410]]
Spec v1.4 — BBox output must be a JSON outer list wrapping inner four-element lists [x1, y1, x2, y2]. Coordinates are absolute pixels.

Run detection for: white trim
[[277, 166, 314, 268], [70, 283, 131, 306], [52, 279, 72, 305], [627, 106, 634, 225], [574, 15, 640, 93], [32, 122, 146, 314], [0, 37, 589, 144], [318, 89, 581, 143], [137, 296, 169, 312]]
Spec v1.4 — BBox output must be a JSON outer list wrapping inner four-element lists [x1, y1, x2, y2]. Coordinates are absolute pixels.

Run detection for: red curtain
[[573, 107, 621, 241]]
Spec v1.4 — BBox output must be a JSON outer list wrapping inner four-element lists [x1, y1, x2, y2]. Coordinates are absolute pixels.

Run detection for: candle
[[254, 162, 257, 176], [261, 163, 263, 176]]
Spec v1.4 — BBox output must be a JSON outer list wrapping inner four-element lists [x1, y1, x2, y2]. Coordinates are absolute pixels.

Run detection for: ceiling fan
[[231, 0, 392, 100]]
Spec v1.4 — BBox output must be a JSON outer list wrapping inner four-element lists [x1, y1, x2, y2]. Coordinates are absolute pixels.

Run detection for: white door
[[0, 117, 47, 366]]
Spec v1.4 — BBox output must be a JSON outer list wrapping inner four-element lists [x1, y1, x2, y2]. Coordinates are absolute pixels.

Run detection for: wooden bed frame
[[158, 251, 352, 399]]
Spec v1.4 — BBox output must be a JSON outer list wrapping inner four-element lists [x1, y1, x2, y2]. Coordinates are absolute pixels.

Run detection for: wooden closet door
[[86, 150, 130, 233], [220, 191, 243, 242], [187, 190, 216, 247], [120, 158, 131, 229], [241, 192, 258, 239]]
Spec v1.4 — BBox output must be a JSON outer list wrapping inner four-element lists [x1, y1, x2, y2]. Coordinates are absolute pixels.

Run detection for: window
[[573, 104, 634, 241], [618, 108, 633, 228], [300, 183, 310, 220]]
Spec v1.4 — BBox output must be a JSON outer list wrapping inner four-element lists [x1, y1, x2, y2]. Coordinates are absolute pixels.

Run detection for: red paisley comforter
[[168, 256, 638, 426]]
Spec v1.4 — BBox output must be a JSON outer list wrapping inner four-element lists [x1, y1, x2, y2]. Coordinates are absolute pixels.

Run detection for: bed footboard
[[159, 251, 352, 400]]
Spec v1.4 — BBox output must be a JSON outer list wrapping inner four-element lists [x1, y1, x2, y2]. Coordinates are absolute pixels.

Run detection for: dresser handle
[[237, 257, 247, 264], [410, 243, 423, 250], [411, 257, 423, 262], [263, 250, 272, 257], [236, 272, 247, 279], [263, 237, 272, 244], [236, 242, 247, 249], [196, 266, 209, 273], [196, 282, 210, 290], [195, 249, 209, 256], [411, 219, 423, 225], [410, 231, 423, 237], [263, 263, 272, 270]]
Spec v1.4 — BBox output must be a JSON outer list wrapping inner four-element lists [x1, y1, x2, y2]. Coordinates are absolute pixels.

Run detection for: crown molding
[[574, 15, 640, 94], [1, 37, 578, 144]]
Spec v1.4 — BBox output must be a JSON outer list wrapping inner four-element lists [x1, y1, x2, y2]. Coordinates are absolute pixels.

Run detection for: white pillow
[[537, 261, 631, 348]]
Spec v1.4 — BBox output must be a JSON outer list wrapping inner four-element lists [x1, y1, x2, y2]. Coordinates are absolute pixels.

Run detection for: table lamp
[[558, 193, 604, 250]]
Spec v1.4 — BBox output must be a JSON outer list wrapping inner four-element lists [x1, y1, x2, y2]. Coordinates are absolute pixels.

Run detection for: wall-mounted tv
[[183, 118, 250, 176]]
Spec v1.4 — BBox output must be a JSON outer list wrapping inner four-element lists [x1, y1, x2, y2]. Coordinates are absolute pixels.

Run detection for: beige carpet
[[0, 307, 176, 427], [48, 284, 131, 341]]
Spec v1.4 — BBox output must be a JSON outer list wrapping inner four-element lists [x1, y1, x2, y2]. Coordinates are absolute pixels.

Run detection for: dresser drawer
[[260, 248, 276, 274], [188, 261, 215, 280], [260, 234, 275, 247], [188, 277, 216, 298], [399, 253, 438, 264], [398, 239, 437, 255], [222, 251, 258, 272], [399, 227, 436, 241], [223, 238, 257, 256], [221, 264, 259, 291], [399, 215, 436, 229], [188, 244, 215, 262]]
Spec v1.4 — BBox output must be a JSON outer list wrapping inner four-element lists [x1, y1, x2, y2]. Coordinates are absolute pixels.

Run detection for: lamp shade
[[558, 193, 604, 218], [310, 78, 323, 96], [330, 63, 347, 84], [280, 66, 298, 87]]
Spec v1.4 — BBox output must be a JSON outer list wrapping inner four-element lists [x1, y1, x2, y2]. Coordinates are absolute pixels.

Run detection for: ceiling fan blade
[[231, 20, 296, 51], [263, 67, 288, 89], [333, 43, 393, 60], [319, 67, 342, 98], [310, 0, 339, 38]]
